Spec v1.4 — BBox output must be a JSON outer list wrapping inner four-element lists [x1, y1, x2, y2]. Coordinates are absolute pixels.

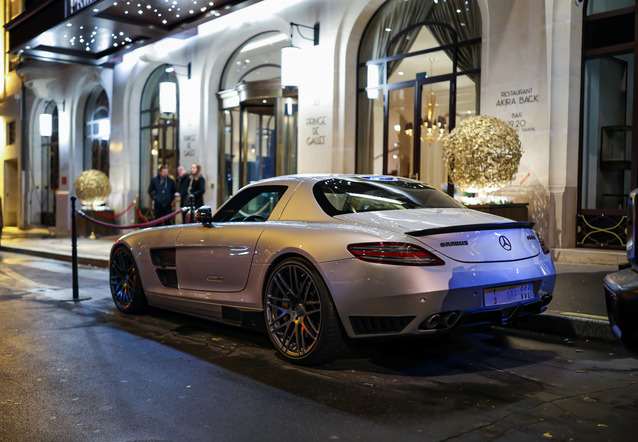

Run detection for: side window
[[212, 185, 288, 222]]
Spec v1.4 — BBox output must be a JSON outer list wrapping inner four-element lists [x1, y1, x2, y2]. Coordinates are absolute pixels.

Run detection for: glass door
[[150, 124, 179, 179], [218, 79, 297, 202], [385, 78, 452, 189], [387, 86, 415, 178], [243, 106, 276, 185], [41, 104, 59, 226], [139, 66, 179, 217], [419, 80, 453, 191]]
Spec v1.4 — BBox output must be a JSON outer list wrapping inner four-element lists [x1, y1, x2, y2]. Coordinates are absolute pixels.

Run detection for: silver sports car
[[109, 175, 556, 364]]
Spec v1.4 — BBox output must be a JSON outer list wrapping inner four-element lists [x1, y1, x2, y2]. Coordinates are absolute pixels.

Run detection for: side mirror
[[628, 189, 637, 270], [195, 205, 213, 225]]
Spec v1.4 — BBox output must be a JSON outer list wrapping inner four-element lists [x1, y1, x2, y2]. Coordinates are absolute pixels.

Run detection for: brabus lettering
[[440, 241, 469, 247], [526, 235, 537, 241]]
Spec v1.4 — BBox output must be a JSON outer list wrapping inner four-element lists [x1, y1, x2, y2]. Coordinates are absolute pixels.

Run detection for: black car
[[604, 189, 638, 354]]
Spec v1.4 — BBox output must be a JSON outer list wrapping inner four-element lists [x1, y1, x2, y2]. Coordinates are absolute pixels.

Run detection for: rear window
[[313, 177, 464, 216]]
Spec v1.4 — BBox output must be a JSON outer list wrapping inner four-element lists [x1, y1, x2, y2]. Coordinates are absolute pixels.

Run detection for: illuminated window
[[356, 0, 481, 192], [139, 65, 179, 213], [84, 86, 110, 175]]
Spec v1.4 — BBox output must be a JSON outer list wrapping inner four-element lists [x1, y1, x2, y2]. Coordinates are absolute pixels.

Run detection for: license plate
[[483, 282, 535, 307]]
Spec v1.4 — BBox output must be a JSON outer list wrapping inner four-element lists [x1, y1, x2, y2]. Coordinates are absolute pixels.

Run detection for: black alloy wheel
[[109, 247, 147, 314], [264, 257, 345, 364]]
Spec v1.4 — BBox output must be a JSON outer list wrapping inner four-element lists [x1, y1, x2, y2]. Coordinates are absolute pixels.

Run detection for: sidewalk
[[0, 227, 114, 267], [0, 226, 625, 343]]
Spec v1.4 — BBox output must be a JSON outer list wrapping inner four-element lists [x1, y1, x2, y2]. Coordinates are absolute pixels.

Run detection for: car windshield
[[313, 177, 465, 216]]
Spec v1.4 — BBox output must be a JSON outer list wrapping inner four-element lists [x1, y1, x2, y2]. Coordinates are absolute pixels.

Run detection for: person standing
[[148, 165, 177, 225], [185, 163, 206, 215], [175, 165, 190, 223]]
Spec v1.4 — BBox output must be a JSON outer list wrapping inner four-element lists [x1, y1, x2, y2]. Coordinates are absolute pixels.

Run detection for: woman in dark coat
[[186, 163, 206, 210]]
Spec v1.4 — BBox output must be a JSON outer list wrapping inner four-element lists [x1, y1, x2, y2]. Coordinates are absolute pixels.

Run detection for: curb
[[551, 248, 625, 266], [507, 311, 615, 342]]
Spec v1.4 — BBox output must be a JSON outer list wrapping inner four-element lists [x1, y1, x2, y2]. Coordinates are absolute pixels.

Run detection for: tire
[[109, 246, 148, 314], [264, 257, 346, 365]]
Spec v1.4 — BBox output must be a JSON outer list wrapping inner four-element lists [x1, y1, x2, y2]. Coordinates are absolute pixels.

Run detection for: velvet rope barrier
[[135, 207, 149, 223], [93, 200, 136, 219], [77, 207, 185, 230]]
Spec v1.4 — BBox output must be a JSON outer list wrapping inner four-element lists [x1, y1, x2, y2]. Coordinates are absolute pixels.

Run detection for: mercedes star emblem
[[499, 235, 512, 251]]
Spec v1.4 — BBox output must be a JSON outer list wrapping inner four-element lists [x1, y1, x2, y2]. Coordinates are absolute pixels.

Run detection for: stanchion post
[[189, 193, 196, 223], [71, 195, 79, 301]]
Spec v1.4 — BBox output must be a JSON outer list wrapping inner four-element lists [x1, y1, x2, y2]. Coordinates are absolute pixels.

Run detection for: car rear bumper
[[604, 266, 638, 350], [318, 257, 556, 339]]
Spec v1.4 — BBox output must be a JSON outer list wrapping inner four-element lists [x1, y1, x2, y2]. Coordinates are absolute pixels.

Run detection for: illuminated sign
[[66, 0, 99, 17]]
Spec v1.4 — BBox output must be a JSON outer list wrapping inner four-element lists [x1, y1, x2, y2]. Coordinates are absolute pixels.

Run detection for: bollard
[[189, 193, 196, 223], [60, 196, 89, 303], [71, 195, 79, 301]]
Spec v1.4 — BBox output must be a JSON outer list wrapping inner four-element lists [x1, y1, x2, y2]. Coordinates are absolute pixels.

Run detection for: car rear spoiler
[[406, 221, 536, 237]]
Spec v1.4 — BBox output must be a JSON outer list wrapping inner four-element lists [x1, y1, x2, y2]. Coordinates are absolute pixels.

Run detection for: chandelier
[[421, 58, 447, 144]]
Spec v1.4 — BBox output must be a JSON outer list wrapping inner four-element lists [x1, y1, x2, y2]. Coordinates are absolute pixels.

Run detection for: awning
[[5, 0, 262, 67]]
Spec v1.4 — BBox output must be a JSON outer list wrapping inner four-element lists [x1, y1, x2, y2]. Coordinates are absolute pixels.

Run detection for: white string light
[[39, 1, 220, 55]]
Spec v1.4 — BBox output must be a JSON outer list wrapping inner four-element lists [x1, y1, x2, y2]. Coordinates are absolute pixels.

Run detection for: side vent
[[150, 248, 178, 288], [349, 316, 415, 335]]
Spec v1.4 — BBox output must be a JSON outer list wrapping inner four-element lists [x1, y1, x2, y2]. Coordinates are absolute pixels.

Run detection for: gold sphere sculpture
[[442, 115, 522, 193], [74, 169, 111, 207]]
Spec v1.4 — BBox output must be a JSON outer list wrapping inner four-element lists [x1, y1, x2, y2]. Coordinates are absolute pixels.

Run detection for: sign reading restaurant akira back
[[66, 0, 99, 17]]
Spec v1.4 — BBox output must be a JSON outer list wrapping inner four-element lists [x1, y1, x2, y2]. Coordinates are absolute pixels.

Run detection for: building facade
[[0, 0, 633, 252]]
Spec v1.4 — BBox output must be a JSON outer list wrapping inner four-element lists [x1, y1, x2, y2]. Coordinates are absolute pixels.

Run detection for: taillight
[[536, 232, 550, 255], [347, 242, 445, 266]]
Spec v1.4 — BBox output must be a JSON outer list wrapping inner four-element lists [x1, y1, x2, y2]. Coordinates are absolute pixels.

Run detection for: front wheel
[[109, 246, 147, 314], [264, 257, 346, 365]]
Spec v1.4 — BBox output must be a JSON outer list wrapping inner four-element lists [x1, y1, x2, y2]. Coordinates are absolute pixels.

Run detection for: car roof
[[252, 174, 417, 186]]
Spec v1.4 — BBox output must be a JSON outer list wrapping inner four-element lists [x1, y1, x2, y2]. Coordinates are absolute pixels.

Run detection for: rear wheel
[[264, 257, 345, 365], [109, 247, 147, 314]]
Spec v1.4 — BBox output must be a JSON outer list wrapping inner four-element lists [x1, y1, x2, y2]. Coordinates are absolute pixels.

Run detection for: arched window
[[220, 31, 287, 88], [357, 0, 481, 192], [84, 86, 110, 175], [140, 65, 179, 213], [40, 102, 59, 226], [218, 31, 297, 201]]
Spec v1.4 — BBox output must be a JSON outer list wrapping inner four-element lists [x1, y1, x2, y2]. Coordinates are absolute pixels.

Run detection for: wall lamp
[[281, 22, 320, 88], [165, 62, 191, 79], [290, 22, 320, 46], [160, 63, 189, 114], [159, 81, 177, 114], [39, 99, 58, 137], [39, 113, 52, 137]]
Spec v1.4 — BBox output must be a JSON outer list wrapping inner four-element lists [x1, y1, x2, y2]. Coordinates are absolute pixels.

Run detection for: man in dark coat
[[148, 165, 177, 225], [175, 165, 190, 223]]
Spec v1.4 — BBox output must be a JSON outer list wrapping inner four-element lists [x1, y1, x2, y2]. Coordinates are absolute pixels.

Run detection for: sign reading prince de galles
[[66, 0, 100, 16]]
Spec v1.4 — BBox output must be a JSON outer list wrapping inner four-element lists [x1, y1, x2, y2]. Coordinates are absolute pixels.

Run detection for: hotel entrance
[[219, 79, 297, 201], [218, 31, 297, 202]]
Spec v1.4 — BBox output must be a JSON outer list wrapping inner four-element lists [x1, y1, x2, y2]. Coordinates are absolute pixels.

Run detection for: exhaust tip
[[424, 314, 441, 329], [443, 311, 460, 328], [420, 311, 461, 330]]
